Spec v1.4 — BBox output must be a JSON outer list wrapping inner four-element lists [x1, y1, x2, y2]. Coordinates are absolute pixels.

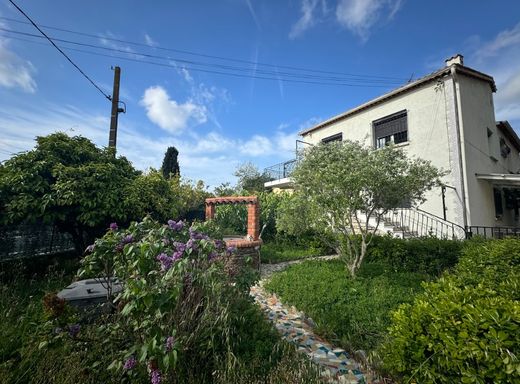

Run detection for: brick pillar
[[247, 202, 260, 240], [205, 203, 215, 220]]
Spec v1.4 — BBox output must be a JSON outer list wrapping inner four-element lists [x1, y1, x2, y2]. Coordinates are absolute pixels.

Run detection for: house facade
[[265, 55, 520, 233]]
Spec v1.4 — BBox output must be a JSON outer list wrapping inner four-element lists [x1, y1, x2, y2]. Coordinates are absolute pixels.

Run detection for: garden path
[[251, 255, 380, 384]]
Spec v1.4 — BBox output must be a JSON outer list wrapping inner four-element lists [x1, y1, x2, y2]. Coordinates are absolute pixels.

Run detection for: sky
[[1, 0, 520, 189]]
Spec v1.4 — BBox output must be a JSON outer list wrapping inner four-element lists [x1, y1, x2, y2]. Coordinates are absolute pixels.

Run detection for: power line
[[0, 15, 408, 82], [0, 32, 399, 88], [6, 1, 111, 101], [0, 30, 404, 88], [0, 27, 404, 85]]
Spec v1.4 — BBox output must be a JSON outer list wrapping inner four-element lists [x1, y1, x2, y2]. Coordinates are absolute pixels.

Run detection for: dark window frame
[[373, 110, 408, 148], [321, 132, 343, 144]]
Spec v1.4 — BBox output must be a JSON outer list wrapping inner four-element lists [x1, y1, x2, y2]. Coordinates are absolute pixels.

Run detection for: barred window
[[373, 110, 408, 148]]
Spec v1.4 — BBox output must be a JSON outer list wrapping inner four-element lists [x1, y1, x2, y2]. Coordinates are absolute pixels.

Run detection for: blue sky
[[1, 0, 519, 188]]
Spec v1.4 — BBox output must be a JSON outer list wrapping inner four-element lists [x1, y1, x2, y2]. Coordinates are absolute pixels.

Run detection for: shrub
[[265, 259, 428, 352], [380, 238, 520, 383], [366, 235, 463, 275]]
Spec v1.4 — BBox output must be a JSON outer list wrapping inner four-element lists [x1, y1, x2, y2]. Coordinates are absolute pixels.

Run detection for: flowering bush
[[74, 217, 259, 382]]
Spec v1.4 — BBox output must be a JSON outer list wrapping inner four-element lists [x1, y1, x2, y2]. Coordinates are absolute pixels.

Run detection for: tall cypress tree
[[161, 146, 180, 179]]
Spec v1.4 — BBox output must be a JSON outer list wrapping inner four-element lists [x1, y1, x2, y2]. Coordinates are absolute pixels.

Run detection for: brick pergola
[[205, 196, 262, 248]]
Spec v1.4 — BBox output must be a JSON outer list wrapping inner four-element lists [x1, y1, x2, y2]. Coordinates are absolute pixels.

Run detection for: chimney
[[445, 54, 464, 67]]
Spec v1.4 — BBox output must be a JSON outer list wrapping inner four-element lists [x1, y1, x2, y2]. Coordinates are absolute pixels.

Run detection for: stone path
[[251, 256, 379, 384]]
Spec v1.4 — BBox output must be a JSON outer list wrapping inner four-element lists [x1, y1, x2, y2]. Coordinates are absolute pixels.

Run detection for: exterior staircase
[[356, 208, 467, 239]]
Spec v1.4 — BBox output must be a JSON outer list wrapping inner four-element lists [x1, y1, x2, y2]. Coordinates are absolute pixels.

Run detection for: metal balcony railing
[[264, 159, 297, 181]]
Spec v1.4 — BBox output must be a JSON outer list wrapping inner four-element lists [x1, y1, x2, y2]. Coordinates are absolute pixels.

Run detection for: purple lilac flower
[[186, 239, 198, 251], [168, 220, 184, 231], [115, 243, 124, 253], [68, 324, 81, 338], [110, 222, 118, 231], [123, 356, 137, 370], [173, 242, 186, 253], [162, 238, 170, 246], [226, 246, 237, 255], [208, 251, 217, 261], [156, 253, 173, 271], [85, 244, 95, 253], [214, 240, 225, 250], [150, 369, 161, 384], [121, 235, 134, 244], [165, 336, 174, 352], [172, 251, 183, 261], [189, 228, 209, 240]]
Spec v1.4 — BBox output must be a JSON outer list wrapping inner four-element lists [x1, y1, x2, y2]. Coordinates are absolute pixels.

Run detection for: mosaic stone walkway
[[252, 256, 380, 384]]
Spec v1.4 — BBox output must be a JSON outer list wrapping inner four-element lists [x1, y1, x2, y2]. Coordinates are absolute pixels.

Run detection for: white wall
[[302, 79, 462, 224], [457, 74, 520, 226]]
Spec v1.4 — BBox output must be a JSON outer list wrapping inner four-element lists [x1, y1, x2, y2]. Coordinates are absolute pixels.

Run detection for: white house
[[265, 55, 520, 237]]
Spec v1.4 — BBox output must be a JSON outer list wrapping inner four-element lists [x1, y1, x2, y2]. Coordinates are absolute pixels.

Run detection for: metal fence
[[466, 226, 520, 239], [0, 224, 75, 261], [264, 159, 297, 180]]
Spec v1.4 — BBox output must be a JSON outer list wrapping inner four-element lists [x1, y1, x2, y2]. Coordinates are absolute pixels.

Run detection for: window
[[373, 110, 408, 148], [487, 128, 498, 161], [321, 133, 342, 144], [494, 188, 503, 218], [500, 137, 511, 158]]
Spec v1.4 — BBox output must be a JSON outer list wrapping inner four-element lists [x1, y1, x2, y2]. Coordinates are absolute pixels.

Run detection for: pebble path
[[251, 256, 381, 384]]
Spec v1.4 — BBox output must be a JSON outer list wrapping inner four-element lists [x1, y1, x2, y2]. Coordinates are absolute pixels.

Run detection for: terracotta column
[[205, 203, 215, 220], [247, 202, 260, 240]]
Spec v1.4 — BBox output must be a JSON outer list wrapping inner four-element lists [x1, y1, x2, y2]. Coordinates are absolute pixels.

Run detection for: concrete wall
[[302, 79, 462, 224], [457, 74, 520, 226]]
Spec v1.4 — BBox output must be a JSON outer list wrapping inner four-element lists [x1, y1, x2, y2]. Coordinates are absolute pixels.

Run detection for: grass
[[264, 259, 432, 353], [260, 241, 325, 264]]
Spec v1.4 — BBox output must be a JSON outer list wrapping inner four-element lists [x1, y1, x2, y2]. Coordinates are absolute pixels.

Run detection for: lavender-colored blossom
[[208, 251, 217, 261], [172, 251, 183, 261], [85, 244, 95, 253], [156, 253, 173, 271], [123, 356, 137, 370], [189, 228, 209, 240], [68, 323, 80, 338], [173, 242, 186, 253], [165, 336, 174, 352], [168, 220, 184, 231], [110, 222, 118, 231], [214, 240, 225, 250], [115, 243, 124, 253], [226, 246, 237, 255], [186, 239, 198, 251], [162, 238, 170, 246], [150, 369, 161, 384], [121, 235, 134, 244]]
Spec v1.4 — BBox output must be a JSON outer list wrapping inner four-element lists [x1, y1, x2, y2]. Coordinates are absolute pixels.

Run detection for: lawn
[[264, 259, 432, 353], [260, 241, 326, 264]]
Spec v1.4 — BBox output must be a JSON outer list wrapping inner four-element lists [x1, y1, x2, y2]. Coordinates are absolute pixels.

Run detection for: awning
[[476, 173, 520, 187]]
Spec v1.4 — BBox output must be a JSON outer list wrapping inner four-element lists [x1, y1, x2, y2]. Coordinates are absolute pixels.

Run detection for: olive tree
[[289, 140, 443, 277]]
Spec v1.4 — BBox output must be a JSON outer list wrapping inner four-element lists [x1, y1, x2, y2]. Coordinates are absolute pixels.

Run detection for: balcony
[[264, 159, 296, 189]]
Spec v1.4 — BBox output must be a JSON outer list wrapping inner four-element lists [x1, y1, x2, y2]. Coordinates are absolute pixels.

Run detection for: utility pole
[[108, 66, 123, 149]]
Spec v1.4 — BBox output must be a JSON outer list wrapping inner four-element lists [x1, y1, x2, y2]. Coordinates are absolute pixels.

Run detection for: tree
[[161, 146, 180, 179], [0, 133, 139, 253], [234, 162, 272, 193], [286, 141, 443, 277]]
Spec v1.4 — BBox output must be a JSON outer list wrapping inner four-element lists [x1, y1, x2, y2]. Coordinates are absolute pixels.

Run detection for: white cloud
[[289, 0, 326, 39], [144, 33, 159, 47], [0, 38, 36, 93], [335, 0, 402, 41], [245, 0, 261, 30], [468, 22, 520, 127], [240, 135, 274, 156], [140, 86, 207, 133]]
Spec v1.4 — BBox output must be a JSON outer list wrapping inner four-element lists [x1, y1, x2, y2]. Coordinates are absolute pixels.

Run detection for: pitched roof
[[300, 63, 496, 136], [497, 121, 520, 153]]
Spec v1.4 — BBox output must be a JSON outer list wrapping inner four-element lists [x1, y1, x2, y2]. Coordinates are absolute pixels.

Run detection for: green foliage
[[260, 241, 323, 264], [161, 146, 180, 179], [234, 162, 272, 193], [289, 140, 443, 276], [173, 178, 212, 221], [0, 133, 139, 252], [381, 239, 520, 383], [365, 235, 463, 275], [214, 204, 247, 235], [265, 259, 429, 353]]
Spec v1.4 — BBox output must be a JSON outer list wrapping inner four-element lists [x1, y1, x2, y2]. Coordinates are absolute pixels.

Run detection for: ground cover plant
[[264, 236, 463, 354], [380, 238, 520, 383], [260, 241, 323, 264]]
